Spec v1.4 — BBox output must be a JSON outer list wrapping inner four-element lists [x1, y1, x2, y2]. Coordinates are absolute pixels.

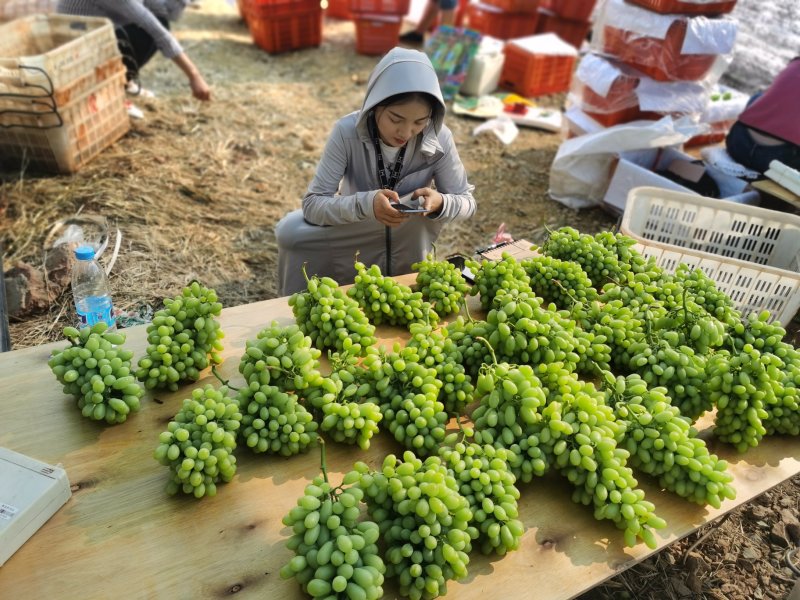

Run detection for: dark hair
[[376, 92, 441, 124]]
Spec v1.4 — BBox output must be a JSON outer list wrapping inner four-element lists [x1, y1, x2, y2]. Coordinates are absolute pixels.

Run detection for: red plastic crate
[[626, 0, 736, 16], [326, 0, 351, 18], [353, 13, 401, 55], [535, 8, 591, 49], [602, 20, 717, 82], [499, 37, 576, 96], [248, 4, 322, 53], [481, 0, 540, 14], [466, 3, 539, 40], [539, 0, 596, 21], [349, 0, 409, 15], [237, 0, 250, 22]]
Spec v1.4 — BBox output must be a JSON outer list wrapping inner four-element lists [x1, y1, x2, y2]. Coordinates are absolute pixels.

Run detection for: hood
[[355, 47, 446, 140]]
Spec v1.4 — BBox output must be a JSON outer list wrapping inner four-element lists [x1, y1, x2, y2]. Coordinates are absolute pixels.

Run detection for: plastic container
[[625, 0, 737, 16], [71, 245, 116, 331], [466, 2, 539, 40], [499, 33, 577, 97], [326, 0, 351, 19], [539, 0, 596, 21], [535, 7, 592, 49], [0, 0, 59, 22], [247, 0, 322, 53], [620, 187, 800, 325], [353, 13, 402, 55]]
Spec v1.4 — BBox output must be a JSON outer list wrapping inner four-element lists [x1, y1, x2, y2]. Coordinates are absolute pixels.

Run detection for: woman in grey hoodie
[[276, 47, 476, 296]]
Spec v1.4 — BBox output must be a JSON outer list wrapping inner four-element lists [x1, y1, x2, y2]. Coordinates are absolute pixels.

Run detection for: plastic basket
[[499, 36, 576, 97], [0, 15, 120, 93], [626, 0, 736, 16], [466, 3, 539, 40], [535, 8, 592, 49], [0, 0, 58, 21], [353, 13, 401, 55], [0, 66, 130, 173], [349, 0, 409, 14], [248, 3, 322, 53], [539, 0, 596, 21], [326, 0, 351, 19], [481, 0, 540, 14], [620, 187, 800, 325]]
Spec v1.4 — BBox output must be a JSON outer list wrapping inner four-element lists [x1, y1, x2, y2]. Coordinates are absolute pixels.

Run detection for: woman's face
[[375, 98, 432, 148]]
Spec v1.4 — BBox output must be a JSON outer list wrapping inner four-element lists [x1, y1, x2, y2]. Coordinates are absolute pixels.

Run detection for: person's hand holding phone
[[413, 187, 443, 215], [373, 189, 409, 227]]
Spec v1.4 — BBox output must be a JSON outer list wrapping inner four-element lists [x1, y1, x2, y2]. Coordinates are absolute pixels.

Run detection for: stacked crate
[[245, 0, 323, 54], [0, 14, 129, 174], [567, 0, 739, 143], [350, 0, 409, 55], [466, 0, 540, 41], [535, 0, 596, 48], [498, 32, 578, 97]]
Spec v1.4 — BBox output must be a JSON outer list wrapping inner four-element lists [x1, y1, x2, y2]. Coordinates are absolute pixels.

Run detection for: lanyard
[[369, 114, 407, 190]]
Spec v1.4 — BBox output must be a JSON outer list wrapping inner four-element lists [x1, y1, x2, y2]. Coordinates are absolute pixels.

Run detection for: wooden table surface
[[1, 290, 799, 600]]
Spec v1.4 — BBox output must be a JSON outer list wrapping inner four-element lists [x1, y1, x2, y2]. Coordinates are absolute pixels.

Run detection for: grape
[[354, 451, 472, 599], [281, 456, 386, 600], [520, 255, 598, 310], [305, 353, 383, 450], [412, 247, 470, 317], [406, 323, 475, 417], [348, 259, 439, 328], [539, 227, 631, 289], [469, 253, 531, 310], [603, 372, 736, 508], [135, 282, 224, 391], [362, 346, 449, 456], [289, 271, 377, 358], [439, 441, 523, 556], [48, 322, 143, 424], [237, 383, 318, 456], [153, 384, 241, 498], [238, 320, 325, 393]]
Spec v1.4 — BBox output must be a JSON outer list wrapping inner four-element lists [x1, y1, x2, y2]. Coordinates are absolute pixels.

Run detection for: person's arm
[[172, 52, 210, 100], [415, 125, 476, 221], [302, 119, 390, 226]]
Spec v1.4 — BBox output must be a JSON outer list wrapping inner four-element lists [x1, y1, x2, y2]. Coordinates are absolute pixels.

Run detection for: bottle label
[[76, 296, 116, 329]]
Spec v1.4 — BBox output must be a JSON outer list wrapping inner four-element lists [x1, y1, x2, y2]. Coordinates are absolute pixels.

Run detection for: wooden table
[[1, 292, 799, 600]]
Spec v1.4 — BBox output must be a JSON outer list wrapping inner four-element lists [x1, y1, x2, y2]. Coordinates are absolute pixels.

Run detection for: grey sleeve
[[302, 122, 378, 226], [427, 126, 477, 223], [116, 0, 184, 58]]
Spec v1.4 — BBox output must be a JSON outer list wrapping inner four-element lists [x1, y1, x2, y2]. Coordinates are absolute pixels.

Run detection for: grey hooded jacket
[[275, 47, 476, 296]]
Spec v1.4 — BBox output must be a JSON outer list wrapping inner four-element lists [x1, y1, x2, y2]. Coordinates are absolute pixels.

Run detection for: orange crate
[[481, 0, 539, 14], [0, 66, 129, 173], [626, 0, 736, 16], [237, 0, 251, 22], [248, 5, 322, 53], [499, 34, 576, 96], [353, 13, 401, 55], [326, 0, 351, 19], [534, 8, 591, 49], [466, 3, 538, 40], [539, 0, 596, 21], [349, 0, 409, 14], [602, 20, 717, 82]]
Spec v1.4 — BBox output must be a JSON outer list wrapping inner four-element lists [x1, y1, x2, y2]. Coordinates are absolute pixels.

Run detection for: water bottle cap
[[74, 245, 95, 260]]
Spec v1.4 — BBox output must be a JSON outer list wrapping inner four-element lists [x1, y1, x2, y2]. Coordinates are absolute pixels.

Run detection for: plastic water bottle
[[71, 245, 116, 331]]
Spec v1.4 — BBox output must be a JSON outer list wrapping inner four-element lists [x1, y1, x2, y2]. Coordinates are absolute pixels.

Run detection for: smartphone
[[394, 192, 428, 213]]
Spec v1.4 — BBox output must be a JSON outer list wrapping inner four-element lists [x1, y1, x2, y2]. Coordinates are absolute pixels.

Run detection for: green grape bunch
[[153, 384, 241, 498], [470, 253, 531, 310], [280, 450, 386, 600], [289, 270, 377, 358], [135, 282, 224, 391], [348, 259, 439, 328], [412, 247, 470, 317], [48, 323, 143, 424]]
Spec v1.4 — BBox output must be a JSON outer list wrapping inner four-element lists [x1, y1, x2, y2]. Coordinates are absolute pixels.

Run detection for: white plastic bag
[[548, 115, 703, 209], [473, 115, 519, 145]]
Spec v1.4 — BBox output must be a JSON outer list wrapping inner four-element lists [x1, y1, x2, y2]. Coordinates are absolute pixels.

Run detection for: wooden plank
[[0, 288, 799, 600], [752, 178, 800, 211]]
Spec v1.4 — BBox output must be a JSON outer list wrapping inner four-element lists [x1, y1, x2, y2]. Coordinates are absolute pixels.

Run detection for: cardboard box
[[602, 146, 759, 216]]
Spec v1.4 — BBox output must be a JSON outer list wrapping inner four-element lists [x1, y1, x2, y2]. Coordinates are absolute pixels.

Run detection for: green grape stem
[[211, 365, 239, 391], [475, 336, 498, 366]]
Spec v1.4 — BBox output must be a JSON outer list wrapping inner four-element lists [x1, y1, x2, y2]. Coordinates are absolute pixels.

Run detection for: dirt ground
[[1, 1, 798, 598]]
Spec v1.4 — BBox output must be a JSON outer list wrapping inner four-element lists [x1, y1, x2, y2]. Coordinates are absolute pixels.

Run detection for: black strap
[[368, 113, 407, 276]]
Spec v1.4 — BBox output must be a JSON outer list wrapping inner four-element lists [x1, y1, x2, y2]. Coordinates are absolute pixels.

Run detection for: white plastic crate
[[620, 187, 800, 326]]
